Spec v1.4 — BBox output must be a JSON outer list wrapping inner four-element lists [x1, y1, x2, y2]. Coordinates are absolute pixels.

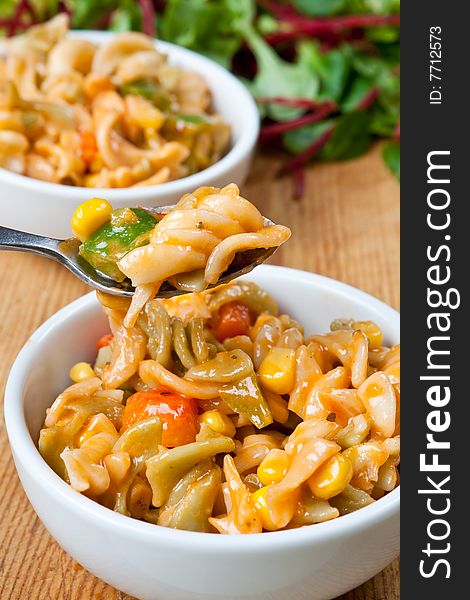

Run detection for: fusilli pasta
[[39, 280, 400, 534], [0, 16, 231, 187]]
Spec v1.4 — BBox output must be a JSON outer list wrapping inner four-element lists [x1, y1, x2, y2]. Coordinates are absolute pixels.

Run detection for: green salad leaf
[[300, 42, 351, 102], [109, 0, 142, 31], [0, 0, 400, 188], [161, 0, 253, 68], [293, 0, 349, 16], [30, 0, 60, 19], [245, 30, 319, 121], [320, 111, 371, 160], [382, 141, 400, 179], [294, 0, 400, 16], [341, 77, 375, 112], [283, 121, 334, 155], [70, 0, 117, 29], [283, 111, 371, 162]]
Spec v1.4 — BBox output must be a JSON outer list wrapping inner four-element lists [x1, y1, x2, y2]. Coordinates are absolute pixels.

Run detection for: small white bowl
[[0, 32, 259, 239], [4, 266, 400, 600]]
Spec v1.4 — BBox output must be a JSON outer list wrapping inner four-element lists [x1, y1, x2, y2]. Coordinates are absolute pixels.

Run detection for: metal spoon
[[0, 206, 278, 297]]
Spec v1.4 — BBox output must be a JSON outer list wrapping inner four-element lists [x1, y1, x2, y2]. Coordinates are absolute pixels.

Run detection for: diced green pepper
[[79, 208, 157, 281], [119, 79, 172, 111], [177, 114, 210, 124], [162, 114, 211, 138], [219, 373, 273, 429]]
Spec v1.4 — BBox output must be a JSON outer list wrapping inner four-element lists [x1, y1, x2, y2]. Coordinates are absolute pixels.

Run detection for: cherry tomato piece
[[121, 388, 199, 447], [213, 302, 252, 342]]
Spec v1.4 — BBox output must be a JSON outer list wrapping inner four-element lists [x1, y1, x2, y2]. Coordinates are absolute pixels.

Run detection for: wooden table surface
[[0, 144, 400, 600]]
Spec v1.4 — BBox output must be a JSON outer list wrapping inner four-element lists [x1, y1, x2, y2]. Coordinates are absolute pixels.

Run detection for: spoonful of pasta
[[0, 184, 291, 327]]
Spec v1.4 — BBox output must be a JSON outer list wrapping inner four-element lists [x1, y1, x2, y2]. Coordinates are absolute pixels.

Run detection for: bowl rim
[[4, 265, 400, 551], [0, 32, 259, 201]]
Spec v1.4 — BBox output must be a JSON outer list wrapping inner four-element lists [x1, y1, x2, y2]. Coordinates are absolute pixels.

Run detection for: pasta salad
[[0, 15, 231, 187], [39, 282, 400, 534]]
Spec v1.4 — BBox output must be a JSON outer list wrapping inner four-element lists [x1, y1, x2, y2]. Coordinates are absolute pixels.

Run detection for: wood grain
[[0, 144, 399, 600]]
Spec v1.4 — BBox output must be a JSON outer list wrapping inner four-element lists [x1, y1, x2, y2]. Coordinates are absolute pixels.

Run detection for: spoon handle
[[0, 226, 61, 259]]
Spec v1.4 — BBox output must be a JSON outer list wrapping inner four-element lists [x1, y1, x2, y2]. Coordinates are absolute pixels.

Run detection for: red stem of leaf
[[394, 121, 400, 140], [356, 86, 379, 110], [58, 2, 72, 18], [292, 166, 306, 200], [264, 14, 399, 45], [286, 14, 400, 31], [259, 102, 336, 142], [94, 13, 113, 30], [139, 0, 156, 37], [279, 126, 334, 175], [1, 0, 37, 36], [256, 0, 296, 19], [264, 31, 321, 44]]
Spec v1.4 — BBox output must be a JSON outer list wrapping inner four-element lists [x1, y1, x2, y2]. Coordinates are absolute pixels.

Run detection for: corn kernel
[[71, 197, 113, 242], [307, 454, 353, 500], [258, 347, 296, 395], [69, 362, 96, 383], [199, 410, 236, 437], [252, 485, 296, 531], [257, 449, 289, 486], [352, 321, 383, 350], [252, 486, 278, 531]]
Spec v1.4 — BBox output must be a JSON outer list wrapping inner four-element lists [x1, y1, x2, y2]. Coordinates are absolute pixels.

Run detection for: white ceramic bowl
[[0, 31, 259, 239], [4, 266, 400, 600]]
